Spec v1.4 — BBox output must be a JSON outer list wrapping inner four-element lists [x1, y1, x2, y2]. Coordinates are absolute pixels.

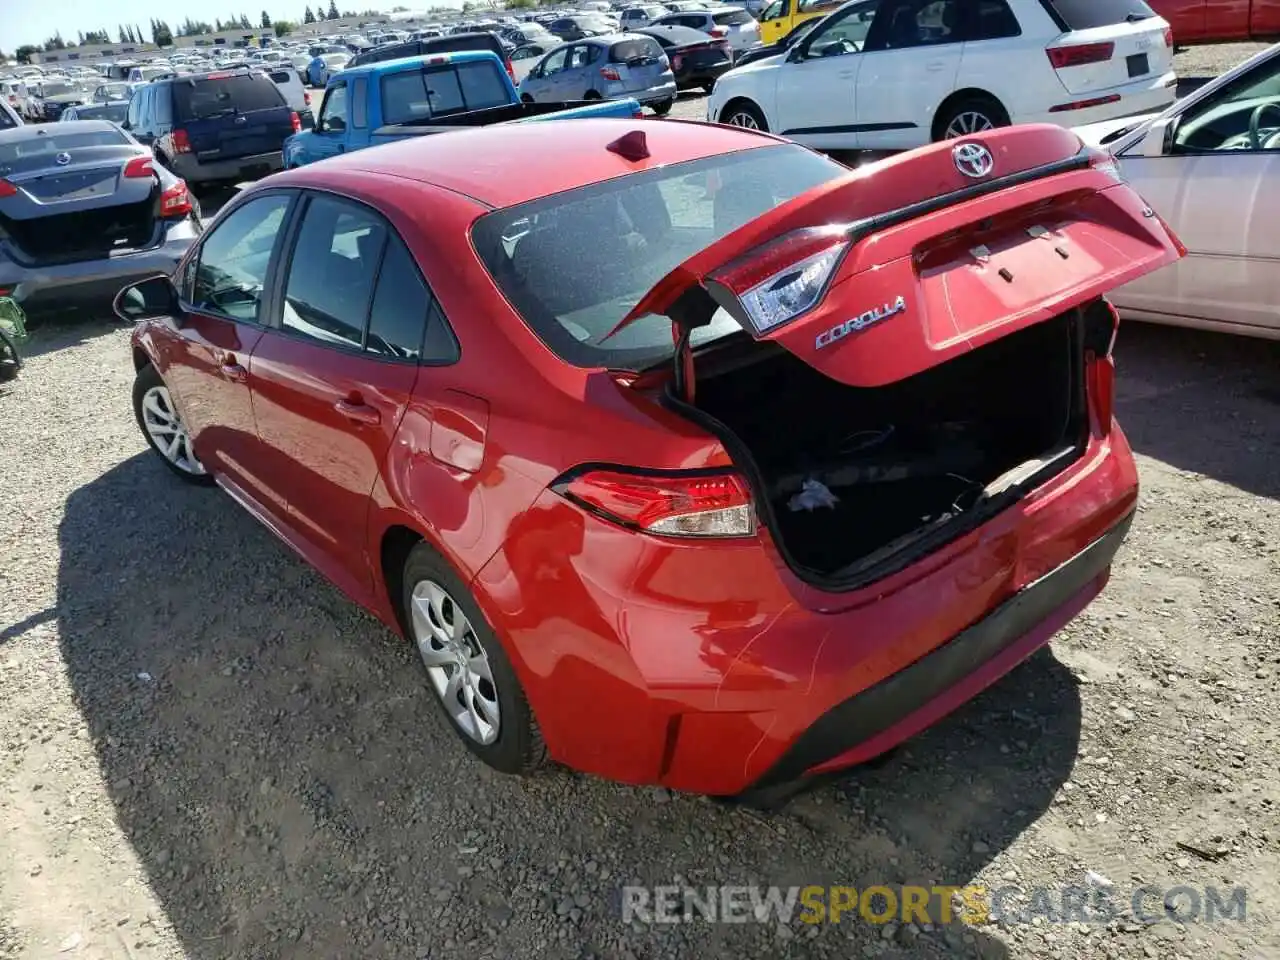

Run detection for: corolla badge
[[952, 141, 994, 179], [55, 152, 72, 165], [815, 296, 907, 350]]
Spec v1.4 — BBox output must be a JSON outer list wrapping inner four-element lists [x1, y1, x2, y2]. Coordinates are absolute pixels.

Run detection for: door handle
[[925, 61, 946, 72], [220, 357, 248, 382], [334, 398, 381, 425]]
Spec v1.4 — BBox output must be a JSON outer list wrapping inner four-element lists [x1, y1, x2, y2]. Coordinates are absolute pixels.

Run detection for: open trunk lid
[[613, 124, 1184, 392]]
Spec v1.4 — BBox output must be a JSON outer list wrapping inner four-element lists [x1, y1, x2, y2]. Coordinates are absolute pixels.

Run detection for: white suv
[[707, 0, 1177, 150], [620, 4, 671, 28], [652, 6, 762, 57]]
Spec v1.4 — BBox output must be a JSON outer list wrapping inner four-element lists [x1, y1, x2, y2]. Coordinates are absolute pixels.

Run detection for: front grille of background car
[[0, 197, 157, 264]]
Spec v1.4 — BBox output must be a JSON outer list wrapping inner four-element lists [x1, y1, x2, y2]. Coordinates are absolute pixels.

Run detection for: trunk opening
[[668, 308, 1092, 590], [0, 193, 159, 265]]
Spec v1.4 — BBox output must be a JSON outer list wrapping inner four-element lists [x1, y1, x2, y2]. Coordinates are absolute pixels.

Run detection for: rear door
[[853, 0, 963, 150], [249, 191, 450, 591], [1042, 0, 1173, 96], [174, 72, 294, 164]]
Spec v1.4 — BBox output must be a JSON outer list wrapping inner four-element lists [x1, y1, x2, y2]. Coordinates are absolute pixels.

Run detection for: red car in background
[[116, 119, 1183, 804], [1149, 0, 1280, 43]]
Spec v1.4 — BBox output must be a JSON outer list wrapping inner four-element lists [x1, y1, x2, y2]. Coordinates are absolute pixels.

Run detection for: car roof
[[0, 119, 121, 144], [279, 117, 781, 209], [636, 23, 714, 42], [343, 48, 501, 77]]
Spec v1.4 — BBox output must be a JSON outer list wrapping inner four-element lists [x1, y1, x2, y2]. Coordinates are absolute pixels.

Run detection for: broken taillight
[[703, 226, 850, 336], [553, 469, 756, 538]]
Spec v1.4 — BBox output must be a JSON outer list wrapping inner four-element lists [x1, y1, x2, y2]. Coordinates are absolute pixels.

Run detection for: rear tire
[[132, 364, 214, 485], [0, 328, 21, 383], [652, 98, 673, 116], [701, 81, 715, 94], [719, 99, 767, 131], [521, 93, 534, 103], [401, 543, 547, 775], [934, 95, 1009, 141], [583, 90, 603, 100]]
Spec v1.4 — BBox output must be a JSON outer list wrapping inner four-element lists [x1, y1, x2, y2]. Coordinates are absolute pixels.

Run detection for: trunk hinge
[[667, 284, 718, 405]]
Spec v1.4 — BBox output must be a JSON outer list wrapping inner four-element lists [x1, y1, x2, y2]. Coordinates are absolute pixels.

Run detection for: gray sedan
[[518, 34, 677, 114]]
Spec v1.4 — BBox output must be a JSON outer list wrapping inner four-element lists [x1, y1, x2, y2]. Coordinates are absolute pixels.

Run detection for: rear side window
[[610, 38, 664, 61], [380, 61, 509, 124], [471, 144, 844, 370], [968, 0, 1021, 39], [351, 78, 368, 127], [366, 234, 446, 361], [1039, 0, 1156, 29], [172, 74, 285, 121], [268, 69, 292, 84], [713, 9, 753, 25]]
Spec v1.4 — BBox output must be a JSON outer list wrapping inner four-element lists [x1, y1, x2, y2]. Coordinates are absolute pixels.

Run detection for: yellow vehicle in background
[[755, 0, 844, 44]]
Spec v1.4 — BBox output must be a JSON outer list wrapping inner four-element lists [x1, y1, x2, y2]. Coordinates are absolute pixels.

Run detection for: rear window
[[713, 8, 753, 25], [74, 103, 129, 122], [380, 61, 510, 124], [172, 75, 286, 121], [0, 129, 128, 169], [1039, 0, 1156, 29], [471, 145, 844, 370], [423, 34, 503, 55], [41, 82, 77, 96], [609, 38, 664, 62]]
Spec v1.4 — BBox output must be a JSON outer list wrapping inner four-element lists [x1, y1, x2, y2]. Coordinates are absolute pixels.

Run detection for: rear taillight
[[703, 226, 850, 336], [1085, 300, 1120, 433], [709, 25, 728, 38], [303, 90, 311, 105], [504, 58, 516, 81], [1163, 25, 1173, 47], [601, 66, 622, 81], [717, 40, 731, 56], [0, 180, 16, 198], [171, 129, 192, 154], [1045, 41, 1114, 69], [671, 54, 684, 70], [160, 179, 193, 217], [123, 156, 155, 178], [290, 111, 302, 133], [554, 469, 756, 538]]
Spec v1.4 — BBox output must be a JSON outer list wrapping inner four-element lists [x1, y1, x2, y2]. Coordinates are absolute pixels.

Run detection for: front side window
[[281, 195, 386, 350], [760, 0, 788, 20], [471, 144, 844, 370], [804, 0, 880, 56], [320, 83, 348, 131], [864, 0, 959, 50], [1170, 53, 1280, 152], [191, 194, 292, 323], [539, 47, 571, 77]]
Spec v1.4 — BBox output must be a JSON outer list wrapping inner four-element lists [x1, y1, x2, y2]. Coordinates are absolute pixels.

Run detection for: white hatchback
[[652, 6, 762, 57], [706, 0, 1177, 151]]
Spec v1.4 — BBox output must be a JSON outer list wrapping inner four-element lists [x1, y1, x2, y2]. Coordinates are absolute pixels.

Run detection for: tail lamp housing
[[1045, 41, 1114, 69], [703, 226, 851, 337], [554, 469, 756, 538]]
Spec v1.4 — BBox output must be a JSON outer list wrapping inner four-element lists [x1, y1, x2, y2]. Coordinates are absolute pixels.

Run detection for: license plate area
[[1126, 53, 1149, 78]]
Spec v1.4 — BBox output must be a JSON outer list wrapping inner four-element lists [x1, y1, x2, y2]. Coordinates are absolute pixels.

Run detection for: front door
[[306, 81, 349, 163], [163, 192, 295, 508], [1113, 51, 1280, 334], [249, 192, 436, 591], [773, 0, 880, 150], [854, 0, 964, 150]]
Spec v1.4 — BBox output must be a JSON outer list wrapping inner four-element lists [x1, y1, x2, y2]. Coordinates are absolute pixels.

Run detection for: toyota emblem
[[55, 152, 72, 166], [952, 141, 994, 179]]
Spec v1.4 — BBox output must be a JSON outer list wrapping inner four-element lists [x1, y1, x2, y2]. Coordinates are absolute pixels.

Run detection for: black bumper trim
[[745, 511, 1134, 792]]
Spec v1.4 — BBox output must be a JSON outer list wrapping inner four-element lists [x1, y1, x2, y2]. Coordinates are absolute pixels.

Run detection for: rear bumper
[[1016, 71, 1177, 127], [0, 224, 198, 315], [676, 62, 732, 87], [633, 81, 678, 105], [167, 149, 284, 185]]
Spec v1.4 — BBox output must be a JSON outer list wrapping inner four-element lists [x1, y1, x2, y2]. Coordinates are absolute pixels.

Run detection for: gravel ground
[[1, 41, 1277, 960]]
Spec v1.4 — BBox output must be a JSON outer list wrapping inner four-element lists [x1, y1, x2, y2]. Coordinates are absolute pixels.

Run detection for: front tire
[[401, 543, 547, 775], [935, 95, 1009, 141], [651, 98, 673, 116], [719, 99, 767, 131], [132, 364, 213, 484]]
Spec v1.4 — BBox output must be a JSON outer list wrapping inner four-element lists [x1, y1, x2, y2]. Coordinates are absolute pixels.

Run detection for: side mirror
[[786, 43, 806, 62], [113, 275, 179, 323], [1141, 116, 1175, 157]]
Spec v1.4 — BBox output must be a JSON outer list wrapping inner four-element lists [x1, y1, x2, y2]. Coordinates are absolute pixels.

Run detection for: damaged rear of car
[[471, 122, 1182, 799]]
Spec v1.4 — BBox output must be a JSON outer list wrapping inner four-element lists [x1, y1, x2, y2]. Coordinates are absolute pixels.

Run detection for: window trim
[[268, 187, 461, 366], [181, 188, 300, 327], [318, 80, 349, 132]]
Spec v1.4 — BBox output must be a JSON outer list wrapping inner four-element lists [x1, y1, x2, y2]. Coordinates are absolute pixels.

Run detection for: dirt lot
[[1, 41, 1278, 960]]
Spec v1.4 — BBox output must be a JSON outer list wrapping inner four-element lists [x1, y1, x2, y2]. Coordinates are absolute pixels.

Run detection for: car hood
[[1072, 112, 1160, 150]]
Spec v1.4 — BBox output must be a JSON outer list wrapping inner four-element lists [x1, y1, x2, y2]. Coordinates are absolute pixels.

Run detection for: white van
[[267, 68, 314, 129]]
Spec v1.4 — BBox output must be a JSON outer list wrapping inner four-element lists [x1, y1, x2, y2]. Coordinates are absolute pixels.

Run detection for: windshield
[[42, 82, 76, 96], [472, 144, 844, 370]]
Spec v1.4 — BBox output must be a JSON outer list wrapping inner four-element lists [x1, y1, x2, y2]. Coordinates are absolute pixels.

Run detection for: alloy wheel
[[944, 111, 995, 138], [726, 110, 760, 130], [141, 385, 206, 476], [410, 579, 501, 745]]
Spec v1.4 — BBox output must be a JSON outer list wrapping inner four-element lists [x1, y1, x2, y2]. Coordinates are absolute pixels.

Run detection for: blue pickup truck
[[284, 50, 641, 168]]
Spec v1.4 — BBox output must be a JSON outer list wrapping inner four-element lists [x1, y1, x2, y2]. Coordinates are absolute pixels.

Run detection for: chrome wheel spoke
[[142, 384, 206, 476]]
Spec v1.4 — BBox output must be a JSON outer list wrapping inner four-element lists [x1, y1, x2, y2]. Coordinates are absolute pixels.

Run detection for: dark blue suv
[[124, 69, 299, 189]]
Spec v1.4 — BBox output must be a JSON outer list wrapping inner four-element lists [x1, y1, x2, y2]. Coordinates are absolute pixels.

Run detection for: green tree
[[239, 13, 253, 28], [326, 0, 340, 18], [303, 5, 316, 22], [261, 9, 273, 27], [44, 33, 67, 51], [274, 19, 296, 36]]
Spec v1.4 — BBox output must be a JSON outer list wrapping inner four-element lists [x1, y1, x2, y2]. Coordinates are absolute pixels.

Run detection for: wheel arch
[[718, 95, 769, 130], [931, 87, 1008, 141], [379, 522, 427, 637]]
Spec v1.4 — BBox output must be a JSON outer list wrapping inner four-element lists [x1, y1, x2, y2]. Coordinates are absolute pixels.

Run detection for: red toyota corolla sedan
[[117, 119, 1183, 803]]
